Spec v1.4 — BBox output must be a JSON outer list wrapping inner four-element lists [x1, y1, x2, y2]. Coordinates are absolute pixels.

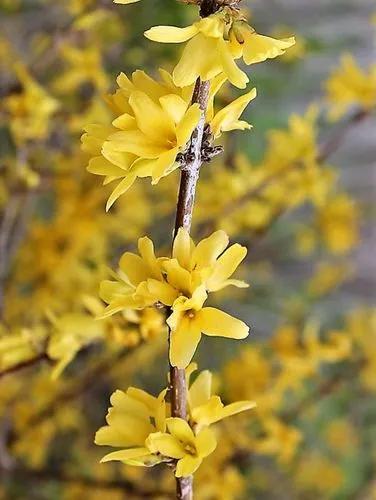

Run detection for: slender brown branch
[[170, 75, 210, 500], [0, 353, 50, 380]]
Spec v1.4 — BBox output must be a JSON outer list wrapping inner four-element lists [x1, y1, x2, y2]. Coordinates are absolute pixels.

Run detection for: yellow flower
[[82, 70, 201, 210], [187, 365, 256, 429], [100, 228, 248, 313], [145, 9, 295, 88], [4, 63, 59, 144], [325, 54, 376, 121], [99, 229, 250, 367], [146, 417, 217, 477], [46, 312, 105, 379], [167, 286, 249, 368], [95, 387, 166, 467], [99, 235, 164, 317], [317, 194, 359, 254]]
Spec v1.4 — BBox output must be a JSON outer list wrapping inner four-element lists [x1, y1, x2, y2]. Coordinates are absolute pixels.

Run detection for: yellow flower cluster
[[95, 364, 255, 477], [82, 69, 256, 210], [100, 228, 250, 367]]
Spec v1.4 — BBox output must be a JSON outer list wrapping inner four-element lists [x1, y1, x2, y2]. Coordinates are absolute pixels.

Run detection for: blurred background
[[0, 0, 375, 498]]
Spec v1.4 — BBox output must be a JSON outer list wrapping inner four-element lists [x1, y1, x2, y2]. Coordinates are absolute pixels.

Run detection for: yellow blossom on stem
[[145, 8, 295, 88], [82, 69, 256, 209], [99, 229, 250, 367], [146, 418, 217, 477], [95, 387, 167, 467], [187, 365, 256, 429]]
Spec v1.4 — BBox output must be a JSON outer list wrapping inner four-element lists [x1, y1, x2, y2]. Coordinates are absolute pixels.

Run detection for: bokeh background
[[0, 0, 375, 498]]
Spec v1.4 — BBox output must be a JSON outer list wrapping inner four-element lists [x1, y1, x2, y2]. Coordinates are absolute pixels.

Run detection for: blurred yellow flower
[[317, 194, 359, 254], [3, 63, 59, 144], [325, 54, 376, 121]]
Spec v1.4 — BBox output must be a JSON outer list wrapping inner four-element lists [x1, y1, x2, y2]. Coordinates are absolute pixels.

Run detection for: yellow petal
[[146, 279, 179, 306], [129, 90, 175, 142], [219, 39, 249, 89], [173, 227, 194, 269], [146, 432, 185, 459], [106, 175, 137, 211], [176, 455, 202, 477], [138, 236, 162, 279], [145, 25, 198, 43], [119, 252, 150, 285], [87, 156, 125, 178], [164, 259, 192, 294], [206, 243, 247, 291], [192, 230, 229, 269], [102, 144, 137, 170], [195, 427, 217, 457], [173, 35, 222, 87], [169, 317, 202, 368], [210, 88, 257, 138], [159, 94, 188, 124], [176, 103, 201, 147], [108, 130, 166, 158], [100, 447, 151, 464], [197, 307, 249, 339], [112, 113, 136, 130], [151, 147, 179, 184], [189, 370, 212, 409], [166, 417, 195, 444], [243, 33, 296, 65], [218, 400, 257, 421]]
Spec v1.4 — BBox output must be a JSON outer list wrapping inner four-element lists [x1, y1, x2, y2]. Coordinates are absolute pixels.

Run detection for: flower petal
[[192, 230, 229, 269], [169, 317, 202, 368], [166, 417, 195, 444], [195, 427, 217, 457], [189, 370, 212, 409], [176, 455, 202, 477], [173, 35, 222, 87], [145, 25, 199, 43], [197, 307, 249, 339], [211, 88, 257, 138], [100, 447, 151, 464], [206, 243, 247, 292], [146, 432, 185, 459], [106, 175, 137, 211], [219, 39, 249, 89], [176, 104, 201, 147]]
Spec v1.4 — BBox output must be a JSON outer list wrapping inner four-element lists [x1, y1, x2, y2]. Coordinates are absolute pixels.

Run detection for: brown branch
[[169, 3, 221, 499], [170, 76, 210, 500], [0, 353, 50, 381]]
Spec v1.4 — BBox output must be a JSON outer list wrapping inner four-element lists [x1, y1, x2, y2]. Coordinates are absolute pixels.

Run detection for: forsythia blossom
[[99, 229, 250, 367], [145, 7, 295, 88], [95, 366, 255, 476], [82, 70, 256, 209]]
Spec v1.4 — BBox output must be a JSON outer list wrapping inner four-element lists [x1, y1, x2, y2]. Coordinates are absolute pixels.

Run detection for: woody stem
[[169, 77, 210, 500]]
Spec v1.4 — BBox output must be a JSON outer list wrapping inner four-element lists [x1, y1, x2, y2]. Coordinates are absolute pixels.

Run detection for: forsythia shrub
[[0, 0, 375, 499]]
